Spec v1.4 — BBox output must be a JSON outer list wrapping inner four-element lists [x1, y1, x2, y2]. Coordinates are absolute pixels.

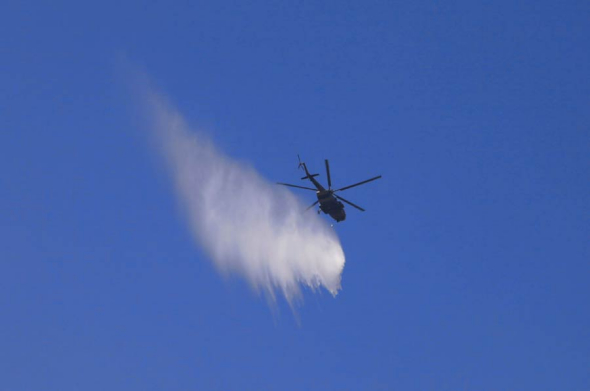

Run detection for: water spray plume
[[140, 87, 346, 304]]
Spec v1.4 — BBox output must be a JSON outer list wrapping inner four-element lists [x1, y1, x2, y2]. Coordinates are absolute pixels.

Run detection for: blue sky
[[2, 1, 589, 390]]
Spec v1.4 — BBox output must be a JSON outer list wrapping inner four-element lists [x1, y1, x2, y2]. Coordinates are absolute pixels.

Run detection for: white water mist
[[141, 89, 345, 303]]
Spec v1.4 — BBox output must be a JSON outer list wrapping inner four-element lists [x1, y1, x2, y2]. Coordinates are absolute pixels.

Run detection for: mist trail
[[141, 88, 346, 304]]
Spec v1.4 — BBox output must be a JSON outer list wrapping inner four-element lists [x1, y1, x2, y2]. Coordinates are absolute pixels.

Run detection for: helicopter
[[277, 156, 382, 222]]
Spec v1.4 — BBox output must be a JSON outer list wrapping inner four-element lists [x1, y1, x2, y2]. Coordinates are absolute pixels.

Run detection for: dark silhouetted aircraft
[[277, 156, 381, 222]]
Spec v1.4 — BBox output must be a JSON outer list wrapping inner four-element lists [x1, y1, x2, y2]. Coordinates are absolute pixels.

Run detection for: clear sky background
[[2, 1, 589, 390]]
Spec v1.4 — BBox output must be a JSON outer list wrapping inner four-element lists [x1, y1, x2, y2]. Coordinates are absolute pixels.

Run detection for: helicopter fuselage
[[300, 169, 347, 222], [316, 190, 346, 222]]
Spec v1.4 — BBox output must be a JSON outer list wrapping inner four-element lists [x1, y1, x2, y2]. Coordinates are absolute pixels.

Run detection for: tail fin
[[297, 155, 320, 181], [301, 172, 320, 180]]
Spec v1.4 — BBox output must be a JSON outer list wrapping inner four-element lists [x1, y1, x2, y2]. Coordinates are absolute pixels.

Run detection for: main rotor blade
[[335, 195, 365, 212], [334, 175, 382, 192], [325, 159, 332, 189], [305, 200, 320, 211], [277, 182, 317, 191]]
